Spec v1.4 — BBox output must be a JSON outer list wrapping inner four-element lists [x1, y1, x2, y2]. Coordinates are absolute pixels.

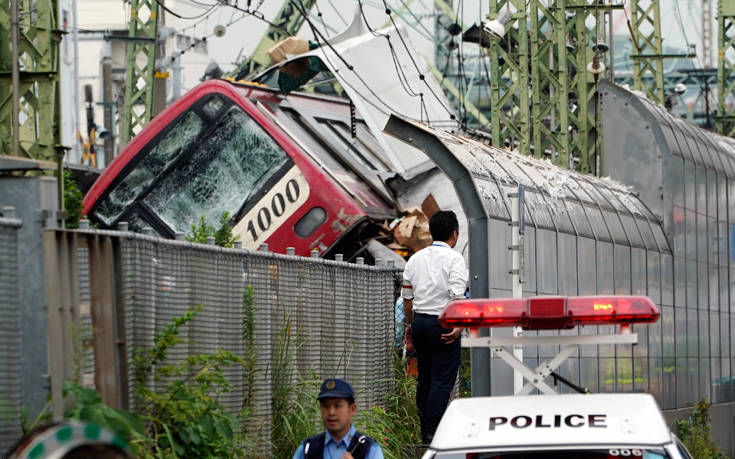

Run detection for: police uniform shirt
[[402, 241, 468, 316], [292, 425, 384, 459]]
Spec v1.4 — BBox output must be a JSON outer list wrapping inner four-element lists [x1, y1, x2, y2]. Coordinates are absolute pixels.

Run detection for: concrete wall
[[0, 177, 59, 421]]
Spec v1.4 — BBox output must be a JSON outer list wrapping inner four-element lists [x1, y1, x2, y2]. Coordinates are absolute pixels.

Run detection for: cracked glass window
[[94, 111, 204, 224], [144, 105, 291, 233]]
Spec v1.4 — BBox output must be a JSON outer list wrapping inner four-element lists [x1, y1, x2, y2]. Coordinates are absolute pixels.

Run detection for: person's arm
[[292, 442, 305, 459], [402, 297, 413, 325], [447, 254, 469, 300], [441, 254, 469, 344], [366, 442, 385, 459], [402, 279, 414, 350]]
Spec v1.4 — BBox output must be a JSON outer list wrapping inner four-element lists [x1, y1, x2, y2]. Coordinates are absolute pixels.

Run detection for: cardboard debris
[[267, 36, 310, 65], [393, 207, 432, 253], [421, 193, 440, 220]]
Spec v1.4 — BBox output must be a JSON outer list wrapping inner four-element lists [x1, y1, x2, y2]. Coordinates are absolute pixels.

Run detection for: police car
[[422, 393, 692, 458], [420, 296, 692, 459]]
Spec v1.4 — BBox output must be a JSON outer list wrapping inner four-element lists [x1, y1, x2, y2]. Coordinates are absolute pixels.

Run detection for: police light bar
[[439, 296, 659, 330]]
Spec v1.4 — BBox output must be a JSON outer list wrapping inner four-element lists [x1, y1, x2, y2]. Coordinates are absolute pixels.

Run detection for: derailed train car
[[83, 12, 457, 260]]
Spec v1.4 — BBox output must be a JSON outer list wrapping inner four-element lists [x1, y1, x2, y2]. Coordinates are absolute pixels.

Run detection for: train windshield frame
[[90, 94, 293, 237]]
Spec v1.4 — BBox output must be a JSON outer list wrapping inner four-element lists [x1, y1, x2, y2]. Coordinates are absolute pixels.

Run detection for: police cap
[[317, 378, 354, 401]]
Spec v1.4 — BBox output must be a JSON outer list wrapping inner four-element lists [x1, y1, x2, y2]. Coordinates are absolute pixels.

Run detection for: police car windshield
[[468, 450, 668, 459]]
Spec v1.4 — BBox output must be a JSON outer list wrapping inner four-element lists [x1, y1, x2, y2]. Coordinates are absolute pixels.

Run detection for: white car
[[422, 393, 692, 459]]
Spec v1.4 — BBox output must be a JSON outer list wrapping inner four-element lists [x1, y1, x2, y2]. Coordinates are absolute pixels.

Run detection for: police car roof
[[431, 394, 672, 452]]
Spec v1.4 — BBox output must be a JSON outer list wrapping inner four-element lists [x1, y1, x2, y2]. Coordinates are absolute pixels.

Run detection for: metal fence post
[[87, 234, 127, 409], [43, 230, 79, 421]]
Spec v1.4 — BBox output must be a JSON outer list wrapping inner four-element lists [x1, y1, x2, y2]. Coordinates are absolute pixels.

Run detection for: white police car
[[421, 296, 692, 459], [421, 393, 692, 458]]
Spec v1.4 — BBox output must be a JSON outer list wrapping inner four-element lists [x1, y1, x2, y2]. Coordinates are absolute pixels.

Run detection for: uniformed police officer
[[292, 378, 384, 459]]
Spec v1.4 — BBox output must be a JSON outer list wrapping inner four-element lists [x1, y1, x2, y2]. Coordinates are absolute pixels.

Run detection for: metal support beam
[[0, 0, 61, 161], [384, 114, 491, 396], [487, 0, 529, 153], [529, 0, 570, 164], [631, 0, 665, 105], [121, 0, 159, 146]]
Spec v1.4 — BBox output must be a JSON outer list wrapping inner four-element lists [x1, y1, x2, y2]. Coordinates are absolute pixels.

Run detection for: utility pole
[[152, 15, 168, 118], [102, 49, 115, 166], [11, 0, 20, 157], [703, 0, 713, 68]]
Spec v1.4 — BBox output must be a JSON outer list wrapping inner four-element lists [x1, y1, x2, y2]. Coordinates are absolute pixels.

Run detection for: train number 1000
[[245, 179, 300, 241]]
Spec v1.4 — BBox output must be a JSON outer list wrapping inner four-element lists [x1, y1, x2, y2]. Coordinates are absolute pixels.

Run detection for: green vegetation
[[240, 285, 262, 452], [63, 170, 84, 229], [675, 398, 727, 459], [186, 211, 238, 247], [354, 357, 422, 459], [270, 313, 321, 457], [58, 290, 421, 457], [66, 305, 246, 458]]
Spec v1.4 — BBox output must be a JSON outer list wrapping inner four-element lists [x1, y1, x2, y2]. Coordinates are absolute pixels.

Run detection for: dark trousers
[[411, 313, 460, 443]]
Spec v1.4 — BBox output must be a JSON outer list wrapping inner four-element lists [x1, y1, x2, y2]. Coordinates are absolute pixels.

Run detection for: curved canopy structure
[[385, 115, 670, 254]]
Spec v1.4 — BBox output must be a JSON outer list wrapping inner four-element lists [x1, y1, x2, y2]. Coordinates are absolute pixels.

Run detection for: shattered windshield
[[143, 105, 291, 233], [94, 111, 204, 224]]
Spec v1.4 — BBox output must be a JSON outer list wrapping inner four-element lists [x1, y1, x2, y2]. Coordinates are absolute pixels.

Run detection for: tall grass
[[269, 314, 321, 457], [354, 356, 422, 459]]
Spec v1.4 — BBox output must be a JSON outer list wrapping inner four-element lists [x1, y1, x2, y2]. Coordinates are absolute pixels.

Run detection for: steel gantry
[[485, 0, 609, 173], [630, 0, 665, 105], [528, 0, 569, 165], [0, 0, 61, 161], [717, 0, 735, 136], [487, 0, 530, 156], [121, 0, 159, 145]]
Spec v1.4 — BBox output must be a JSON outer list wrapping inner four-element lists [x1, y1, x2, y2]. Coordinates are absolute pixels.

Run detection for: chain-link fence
[[0, 217, 22, 453], [42, 230, 398, 452]]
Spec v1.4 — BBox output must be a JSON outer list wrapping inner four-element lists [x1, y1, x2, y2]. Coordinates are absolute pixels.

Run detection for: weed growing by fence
[[130, 305, 246, 458], [63, 170, 84, 229], [240, 285, 262, 452], [186, 212, 238, 247], [270, 313, 321, 457], [675, 398, 727, 458], [354, 356, 421, 459]]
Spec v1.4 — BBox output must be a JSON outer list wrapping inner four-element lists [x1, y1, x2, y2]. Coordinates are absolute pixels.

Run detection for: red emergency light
[[439, 296, 660, 331]]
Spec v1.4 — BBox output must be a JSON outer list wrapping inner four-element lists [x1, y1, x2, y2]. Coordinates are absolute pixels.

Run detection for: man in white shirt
[[401, 210, 468, 444]]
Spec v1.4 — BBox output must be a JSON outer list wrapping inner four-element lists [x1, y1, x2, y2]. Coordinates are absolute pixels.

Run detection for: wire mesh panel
[[0, 218, 22, 452], [118, 235, 395, 449]]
